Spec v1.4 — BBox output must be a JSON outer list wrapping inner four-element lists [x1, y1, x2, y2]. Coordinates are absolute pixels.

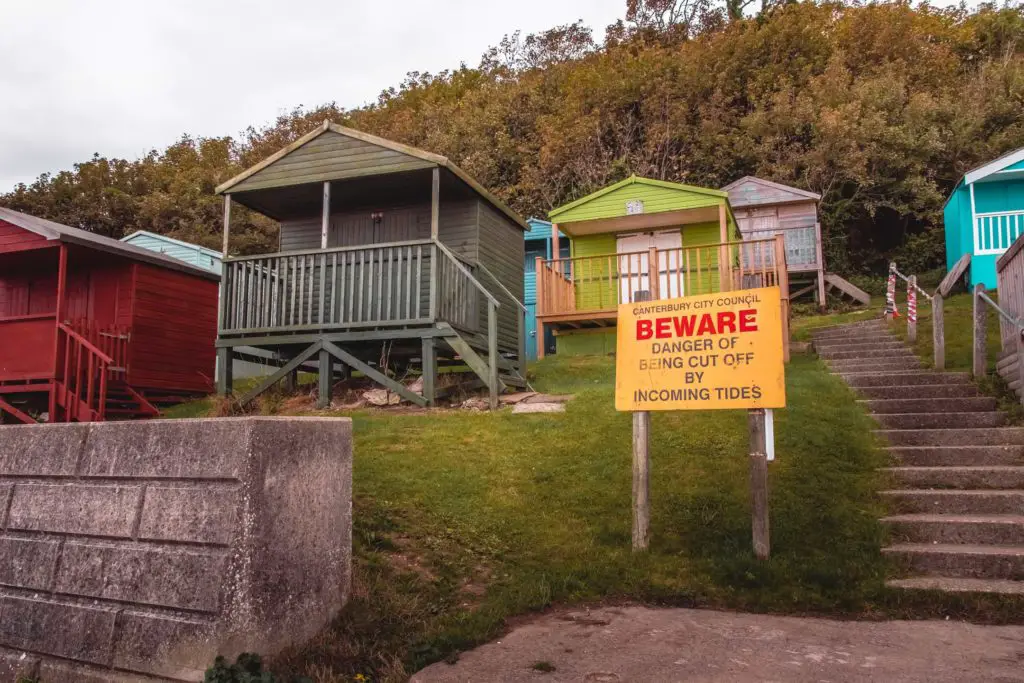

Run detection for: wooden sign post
[[748, 408, 770, 559], [632, 411, 651, 551], [615, 287, 787, 558]]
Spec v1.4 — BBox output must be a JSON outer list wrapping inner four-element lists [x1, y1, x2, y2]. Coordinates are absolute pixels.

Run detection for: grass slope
[[167, 296, 1024, 681], [271, 353, 897, 681]]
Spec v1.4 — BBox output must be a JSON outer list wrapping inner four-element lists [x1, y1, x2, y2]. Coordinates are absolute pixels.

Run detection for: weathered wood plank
[[238, 341, 323, 407], [749, 409, 770, 560], [322, 340, 427, 407], [933, 294, 945, 370], [974, 283, 987, 379]]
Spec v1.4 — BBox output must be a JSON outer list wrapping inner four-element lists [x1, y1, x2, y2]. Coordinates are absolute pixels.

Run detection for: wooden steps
[[813, 320, 1024, 595]]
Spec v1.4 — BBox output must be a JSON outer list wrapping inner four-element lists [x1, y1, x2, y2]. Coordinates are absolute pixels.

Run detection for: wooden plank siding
[[0, 219, 48, 254], [229, 131, 435, 194], [477, 200, 524, 352], [128, 264, 217, 392]]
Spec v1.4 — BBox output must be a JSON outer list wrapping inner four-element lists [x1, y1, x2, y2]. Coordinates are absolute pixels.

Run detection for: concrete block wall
[[0, 417, 352, 682]]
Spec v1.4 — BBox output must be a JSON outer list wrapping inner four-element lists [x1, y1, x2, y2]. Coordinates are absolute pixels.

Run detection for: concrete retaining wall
[[0, 417, 352, 682]]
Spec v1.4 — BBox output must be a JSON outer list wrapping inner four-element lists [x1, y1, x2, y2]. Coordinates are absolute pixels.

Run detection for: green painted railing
[[218, 239, 495, 337]]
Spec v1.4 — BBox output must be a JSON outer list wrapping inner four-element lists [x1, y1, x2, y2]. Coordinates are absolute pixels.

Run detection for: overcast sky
[[0, 0, 625, 191]]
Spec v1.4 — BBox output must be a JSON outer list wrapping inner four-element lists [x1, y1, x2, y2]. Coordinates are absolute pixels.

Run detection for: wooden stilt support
[[318, 347, 333, 409], [749, 408, 770, 560], [632, 410, 651, 552], [216, 347, 233, 396], [422, 337, 437, 406]]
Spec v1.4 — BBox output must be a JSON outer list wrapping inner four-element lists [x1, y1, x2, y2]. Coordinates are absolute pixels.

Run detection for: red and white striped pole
[[885, 262, 898, 320], [907, 275, 918, 343]]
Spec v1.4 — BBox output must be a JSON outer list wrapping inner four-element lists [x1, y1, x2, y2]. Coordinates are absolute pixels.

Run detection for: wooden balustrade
[[220, 240, 434, 334], [57, 323, 114, 421], [68, 319, 129, 379], [536, 236, 788, 318]]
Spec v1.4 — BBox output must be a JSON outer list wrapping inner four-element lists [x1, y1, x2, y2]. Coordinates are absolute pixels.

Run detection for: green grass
[[168, 316, 1024, 682], [264, 351, 1017, 683]]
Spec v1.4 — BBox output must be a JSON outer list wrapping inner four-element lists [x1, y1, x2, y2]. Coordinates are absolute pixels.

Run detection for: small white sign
[[626, 199, 644, 215], [765, 408, 775, 461]]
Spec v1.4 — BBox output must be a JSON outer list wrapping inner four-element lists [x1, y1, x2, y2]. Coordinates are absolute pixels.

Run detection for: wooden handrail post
[[933, 294, 945, 370], [429, 243, 439, 321], [648, 247, 660, 300], [535, 256, 545, 360], [774, 234, 790, 362], [973, 283, 987, 379]]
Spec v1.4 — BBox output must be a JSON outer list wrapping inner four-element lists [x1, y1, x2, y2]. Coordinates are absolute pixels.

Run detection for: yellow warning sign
[[615, 287, 786, 411]]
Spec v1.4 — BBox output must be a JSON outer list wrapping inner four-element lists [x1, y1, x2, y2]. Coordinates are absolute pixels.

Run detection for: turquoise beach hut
[[945, 147, 1024, 288], [524, 218, 569, 359]]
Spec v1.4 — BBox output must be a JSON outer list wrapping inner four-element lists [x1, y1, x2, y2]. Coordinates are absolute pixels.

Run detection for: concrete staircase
[[812, 318, 1024, 595]]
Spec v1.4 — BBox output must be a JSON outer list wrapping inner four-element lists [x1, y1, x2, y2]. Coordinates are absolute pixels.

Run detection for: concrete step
[[876, 427, 1024, 447], [815, 340, 906, 353], [885, 466, 1024, 490], [856, 384, 980, 400], [821, 349, 919, 361], [846, 372, 971, 388], [861, 397, 998, 414], [882, 513, 1024, 545], [881, 489, 1024, 514], [811, 320, 887, 338], [830, 358, 923, 372], [841, 369, 945, 380], [889, 446, 1024, 467], [883, 543, 1024, 580], [886, 577, 1024, 594], [871, 412, 1006, 430]]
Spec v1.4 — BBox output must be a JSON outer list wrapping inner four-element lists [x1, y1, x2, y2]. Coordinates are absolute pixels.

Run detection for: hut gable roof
[[0, 207, 219, 281], [964, 146, 1024, 185], [721, 176, 820, 208], [548, 175, 729, 225], [216, 121, 527, 230]]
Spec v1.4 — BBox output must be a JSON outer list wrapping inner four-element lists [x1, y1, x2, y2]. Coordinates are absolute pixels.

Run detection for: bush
[[205, 653, 311, 683]]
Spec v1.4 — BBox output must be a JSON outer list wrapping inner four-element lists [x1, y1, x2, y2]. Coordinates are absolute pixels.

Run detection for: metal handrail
[[978, 289, 1024, 332]]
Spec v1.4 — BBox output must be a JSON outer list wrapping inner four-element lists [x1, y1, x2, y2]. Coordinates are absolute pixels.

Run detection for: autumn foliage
[[3, 1, 1024, 274]]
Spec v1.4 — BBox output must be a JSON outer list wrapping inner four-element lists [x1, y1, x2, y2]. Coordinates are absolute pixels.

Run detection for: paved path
[[412, 606, 1024, 682]]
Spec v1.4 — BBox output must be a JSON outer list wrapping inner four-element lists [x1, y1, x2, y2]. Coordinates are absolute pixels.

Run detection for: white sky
[[0, 0, 982, 193], [0, 0, 625, 191]]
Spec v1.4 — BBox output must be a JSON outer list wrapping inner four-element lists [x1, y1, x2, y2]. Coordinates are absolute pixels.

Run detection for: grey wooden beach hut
[[215, 122, 528, 408]]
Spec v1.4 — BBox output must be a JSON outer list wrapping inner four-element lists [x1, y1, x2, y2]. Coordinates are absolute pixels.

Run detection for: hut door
[[616, 230, 682, 303]]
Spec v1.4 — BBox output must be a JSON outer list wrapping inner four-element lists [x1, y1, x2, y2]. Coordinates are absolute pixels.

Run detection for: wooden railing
[[68, 319, 129, 379], [885, 262, 945, 369], [434, 242, 484, 333], [997, 232, 1024, 353], [536, 235, 789, 317], [57, 323, 113, 422], [220, 240, 434, 334]]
